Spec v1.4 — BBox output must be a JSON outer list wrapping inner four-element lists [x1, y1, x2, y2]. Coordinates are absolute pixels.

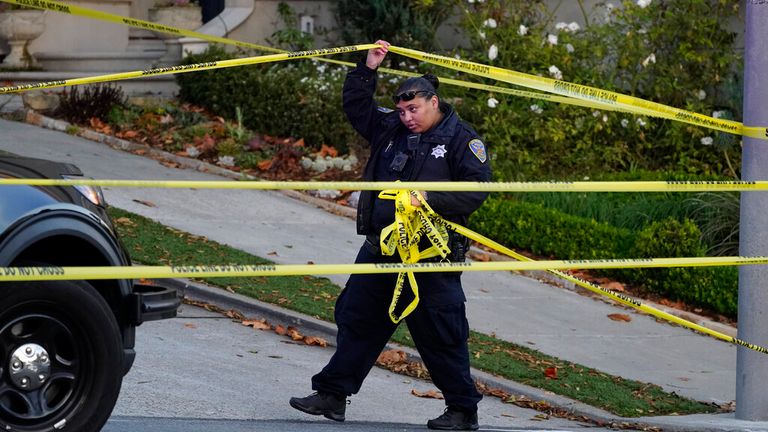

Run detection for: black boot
[[289, 392, 347, 422], [427, 407, 479, 430]]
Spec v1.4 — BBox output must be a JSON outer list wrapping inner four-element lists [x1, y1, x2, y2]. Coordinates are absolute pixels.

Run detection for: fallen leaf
[[184, 323, 197, 329], [118, 130, 139, 139], [242, 319, 271, 330], [603, 281, 625, 292], [225, 309, 245, 320], [132, 199, 157, 207], [544, 367, 558, 379], [267, 251, 278, 256], [160, 161, 180, 169], [303, 336, 328, 347], [274, 325, 287, 335], [287, 326, 304, 341], [377, 349, 407, 366], [318, 143, 338, 158], [607, 313, 632, 322], [411, 389, 444, 400], [114, 217, 134, 226], [258, 159, 274, 171], [469, 251, 491, 262]]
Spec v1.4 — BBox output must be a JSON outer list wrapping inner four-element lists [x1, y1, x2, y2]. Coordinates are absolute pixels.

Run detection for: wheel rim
[[0, 308, 90, 426]]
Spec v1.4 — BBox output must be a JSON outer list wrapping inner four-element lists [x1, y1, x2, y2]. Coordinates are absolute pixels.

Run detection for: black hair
[[395, 73, 440, 98]]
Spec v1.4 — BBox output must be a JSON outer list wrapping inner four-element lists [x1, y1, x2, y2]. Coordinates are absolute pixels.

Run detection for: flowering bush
[[455, 0, 742, 180]]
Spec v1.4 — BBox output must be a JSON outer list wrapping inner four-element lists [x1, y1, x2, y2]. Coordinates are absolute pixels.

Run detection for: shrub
[[334, 0, 454, 52], [55, 84, 127, 125], [626, 218, 737, 316], [469, 196, 634, 260], [176, 46, 362, 153], [454, 0, 742, 180], [469, 196, 738, 317]]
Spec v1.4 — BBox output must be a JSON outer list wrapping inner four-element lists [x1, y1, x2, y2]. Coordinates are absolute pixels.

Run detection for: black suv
[[0, 154, 180, 432]]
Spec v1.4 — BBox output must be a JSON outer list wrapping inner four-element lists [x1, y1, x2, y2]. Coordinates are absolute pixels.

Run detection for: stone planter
[[0, 10, 45, 68], [148, 6, 202, 65]]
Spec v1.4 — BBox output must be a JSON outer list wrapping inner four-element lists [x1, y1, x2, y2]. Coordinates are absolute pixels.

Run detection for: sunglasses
[[391, 90, 434, 105]]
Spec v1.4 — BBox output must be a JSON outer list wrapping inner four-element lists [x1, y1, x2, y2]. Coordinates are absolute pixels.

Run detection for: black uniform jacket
[[343, 62, 492, 236]]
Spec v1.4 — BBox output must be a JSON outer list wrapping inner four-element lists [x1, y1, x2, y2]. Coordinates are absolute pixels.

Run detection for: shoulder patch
[[377, 106, 394, 113], [468, 139, 487, 163]]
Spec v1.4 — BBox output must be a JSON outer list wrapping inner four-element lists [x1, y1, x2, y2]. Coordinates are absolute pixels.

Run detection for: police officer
[[290, 40, 491, 431]]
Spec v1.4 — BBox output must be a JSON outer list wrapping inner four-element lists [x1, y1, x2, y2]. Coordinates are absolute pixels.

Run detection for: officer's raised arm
[[342, 40, 391, 143]]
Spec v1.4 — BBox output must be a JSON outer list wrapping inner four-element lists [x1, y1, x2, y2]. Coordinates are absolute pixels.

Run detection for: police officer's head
[[392, 74, 442, 134]]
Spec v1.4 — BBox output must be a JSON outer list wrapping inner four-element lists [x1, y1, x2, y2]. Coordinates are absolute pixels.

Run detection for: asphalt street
[[107, 305, 612, 431]]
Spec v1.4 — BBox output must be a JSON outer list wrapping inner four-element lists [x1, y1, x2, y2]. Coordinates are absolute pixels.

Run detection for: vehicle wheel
[[0, 280, 123, 432]]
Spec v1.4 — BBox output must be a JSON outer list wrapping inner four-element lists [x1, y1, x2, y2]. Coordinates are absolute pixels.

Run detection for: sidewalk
[[2, 116, 766, 431]]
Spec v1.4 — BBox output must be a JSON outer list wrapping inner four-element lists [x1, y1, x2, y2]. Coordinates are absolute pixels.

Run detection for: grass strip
[[110, 206, 717, 418]]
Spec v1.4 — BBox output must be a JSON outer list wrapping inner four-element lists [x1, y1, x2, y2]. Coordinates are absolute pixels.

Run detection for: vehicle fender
[[0, 204, 133, 297]]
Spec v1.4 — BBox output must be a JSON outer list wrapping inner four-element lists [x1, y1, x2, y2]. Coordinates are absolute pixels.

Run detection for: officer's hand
[[366, 40, 390, 70], [410, 191, 427, 208]]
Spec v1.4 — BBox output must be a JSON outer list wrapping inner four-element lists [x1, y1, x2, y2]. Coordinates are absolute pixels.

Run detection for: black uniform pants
[[311, 244, 482, 412]]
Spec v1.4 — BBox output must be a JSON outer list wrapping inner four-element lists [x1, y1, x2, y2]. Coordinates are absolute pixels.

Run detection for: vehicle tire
[[0, 280, 123, 432]]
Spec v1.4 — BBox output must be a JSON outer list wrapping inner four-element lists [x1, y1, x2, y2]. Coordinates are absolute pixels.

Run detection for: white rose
[[530, 104, 543, 114], [568, 22, 581, 32], [547, 34, 558, 45], [637, 0, 651, 8], [488, 44, 498, 60], [548, 65, 563, 80], [487, 97, 499, 108], [518, 24, 528, 36], [566, 43, 575, 53], [696, 89, 706, 100], [621, 119, 629, 128], [701, 136, 714, 146], [483, 18, 497, 28], [636, 118, 647, 127]]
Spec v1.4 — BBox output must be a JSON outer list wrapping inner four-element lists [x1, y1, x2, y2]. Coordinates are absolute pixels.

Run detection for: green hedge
[[469, 196, 738, 317]]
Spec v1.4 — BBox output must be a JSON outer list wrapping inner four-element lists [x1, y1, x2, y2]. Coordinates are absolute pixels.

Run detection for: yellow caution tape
[[0, 0, 757, 137], [377, 189, 451, 323], [387, 45, 768, 140], [2, 257, 767, 352], [4, 178, 768, 192], [0, 45, 374, 94], [2, 256, 768, 281]]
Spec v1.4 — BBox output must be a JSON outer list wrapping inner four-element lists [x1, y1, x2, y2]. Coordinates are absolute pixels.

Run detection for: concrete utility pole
[[736, 0, 768, 420]]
